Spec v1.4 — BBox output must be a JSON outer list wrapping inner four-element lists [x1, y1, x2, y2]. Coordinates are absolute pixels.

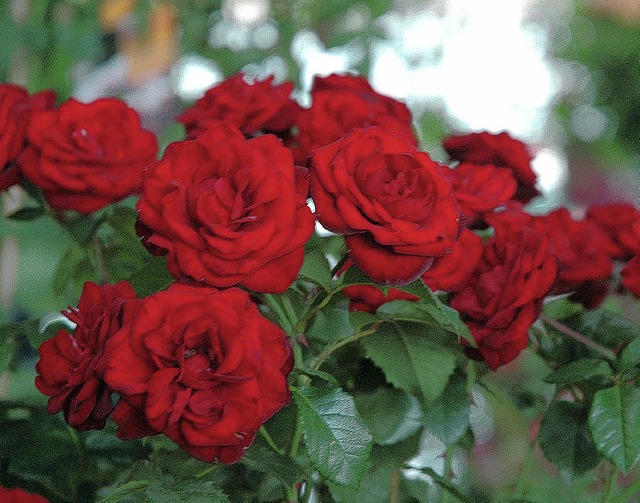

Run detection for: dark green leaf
[[67, 213, 105, 245], [308, 295, 352, 343], [241, 444, 304, 487], [339, 265, 374, 287], [294, 386, 372, 487], [538, 401, 601, 474], [52, 242, 91, 295], [355, 387, 423, 445], [589, 386, 640, 473], [7, 206, 45, 221], [361, 323, 455, 406], [99, 480, 149, 503], [619, 337, 640, 373], [348, 311, 381, 331], [543, 358, 613, 385], [126, 256, 174, 297], [424, 373, 470, 445], [299, 250, 333, 290]]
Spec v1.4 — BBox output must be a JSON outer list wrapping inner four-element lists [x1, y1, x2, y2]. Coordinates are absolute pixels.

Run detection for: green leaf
[[397, 280, 475, 345], [589, 386, 640, 473], [361, 323, 456, 406], [339, 265, 374, 287], [348, 310, 381, 331], [126, 256, 174, 297], [294, 386, 372, 487], [52, 242, 92, 295], [299, 250, 333, 290], [424, 372, 470, 445], [99, 480, 149, 503], [67, 213, 106, 245], [308, 295, 352, 343], [543, 358, 613, 385], [355, 387, 423, 445], [241, 444, 304, 487], [538, 400, 601, 474], [619, 337, 640, 373], [6, 206, 45, 221]]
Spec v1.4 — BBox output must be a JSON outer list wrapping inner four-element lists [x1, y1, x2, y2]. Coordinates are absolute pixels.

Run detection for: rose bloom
[[296, 73, 417, 162], [449, 221, 557, 369], [0, 84, 56, 191], [621, 255, 640, 297], [342, 284, 419, 313], [177, 73, 300, 140], [20, 97, 157, 213], [0, 486, 49, 503], [35, 281, 139, 431], [103, 284, 293, 464], [137, 122, 314, 293], [311, 127, 462, 286], [586, 203, 640, 260], [443, 162, 517, 227], [422, 228, 483, 292], [536, 208, 612, 308], [443, 131, 539, 203]]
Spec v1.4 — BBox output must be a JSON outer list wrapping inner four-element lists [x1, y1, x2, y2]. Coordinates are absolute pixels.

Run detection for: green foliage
[[589, 385, 640, 473], [538, 400, 601, 475], [294, 386, 372, 487]]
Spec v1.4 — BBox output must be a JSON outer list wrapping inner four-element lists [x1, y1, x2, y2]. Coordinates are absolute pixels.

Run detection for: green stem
[[263, 294, 294, 334], [403, 465, 470, 503], [92, 235, 109, 285], [288, 417, 303, 459], [308, 327, 377, 371], [540, 314, 617, 362], [259, 426, 284, 456], [610, 474, 640, 503], [602, 465, 619, 503]]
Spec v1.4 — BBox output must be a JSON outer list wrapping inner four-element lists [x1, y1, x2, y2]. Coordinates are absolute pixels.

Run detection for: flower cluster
[[2, 71, 635, 474]]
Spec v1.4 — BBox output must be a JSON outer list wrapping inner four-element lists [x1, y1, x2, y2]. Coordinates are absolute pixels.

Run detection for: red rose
[[311, 127, 461, 286], [443, 131, 539, 203], [137, 122, 314, 293], [443, 162, 517, 226], [621, 255, 640, 297], [0, 84, 55, 191], [537, 208, 612, 303], [103, 284, 292, 464], [343, 284, 419, 313], [177, 73, 300, 140], [0, 486, 49, 503], [296, 74, 417, 162], [586, 203, 640, 260], [35, 281, 139, 431], [20, 97, 157, 213], [449, 221, 557, 369], [422, 228, 483, 292]]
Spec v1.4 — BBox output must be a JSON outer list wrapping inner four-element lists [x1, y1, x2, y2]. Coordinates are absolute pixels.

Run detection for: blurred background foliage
[[1, 0, 640, 501]]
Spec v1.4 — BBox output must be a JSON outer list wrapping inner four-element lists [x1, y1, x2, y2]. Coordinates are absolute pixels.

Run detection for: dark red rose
[[177, 73, 300, 140], [103, 284, 292, 464], [449, 221, 557, 369], [311, 127, 462, 286], [0, 486, 49, 503], [586, 203, 640, 260], [137, 122, 314, 293], [536, 208, 612, 307], [35, 281, 139, 431], [20, 97, 157, 213], [296, 73, 417, 162], [443, 131, 539, 203], [0, 84, 56, 191], [443, 162, 517, 226], [343, 284, 419, 313], [422, 228, 483, 292], [621, 255, 640, 297]]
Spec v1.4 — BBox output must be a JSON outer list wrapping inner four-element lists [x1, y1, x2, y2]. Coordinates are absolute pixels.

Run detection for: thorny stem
[[540, 314, 617, 362], [308, 327, 378, 371], [403, 465, 470, 503]]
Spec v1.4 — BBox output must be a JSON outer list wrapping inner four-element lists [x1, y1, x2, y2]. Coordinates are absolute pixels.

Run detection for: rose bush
[[2, 71, 640, 503]]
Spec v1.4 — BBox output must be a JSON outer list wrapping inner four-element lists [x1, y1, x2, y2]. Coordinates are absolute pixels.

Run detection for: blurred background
[[1, 0, 640, 501]]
